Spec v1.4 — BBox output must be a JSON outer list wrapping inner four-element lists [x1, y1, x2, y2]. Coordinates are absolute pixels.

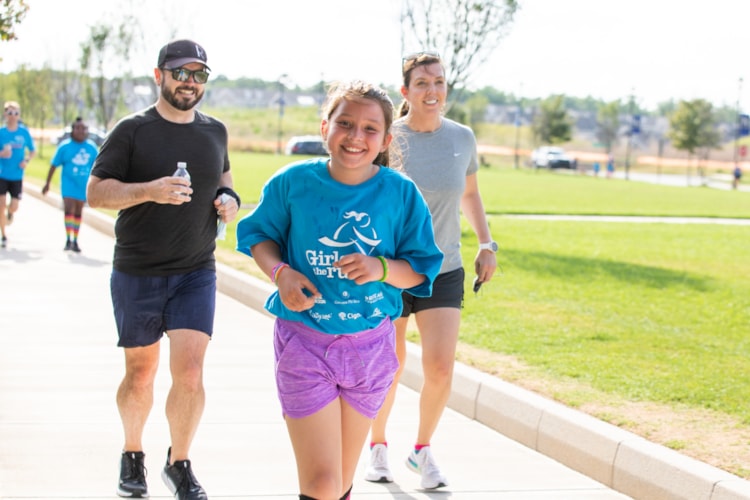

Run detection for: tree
[[0, 0, 28, 43], [14, 64, 52, 157], [79, 18, 138, 131], [400, 0, 519, 105], [531, 95, 572, 145], [668, 99, 721, 182], [668, 99, 720, 155], [54, 66, 86, 127], [596, 100, 621, 154], [466, 92, 489, 127]]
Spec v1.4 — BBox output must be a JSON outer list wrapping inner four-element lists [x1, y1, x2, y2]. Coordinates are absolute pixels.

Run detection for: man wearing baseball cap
[[88, 39, 240, 500], [157, 39, 211, 71]]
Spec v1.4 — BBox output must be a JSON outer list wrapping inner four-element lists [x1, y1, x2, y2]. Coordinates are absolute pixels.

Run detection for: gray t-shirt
[[392, 118, 479, 274]]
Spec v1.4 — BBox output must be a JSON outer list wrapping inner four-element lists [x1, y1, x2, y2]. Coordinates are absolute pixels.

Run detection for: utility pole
[[624, 89, 635, 180], [514, 82, 523, 169], [276, 74, 288, 155], [733, 77, 743, 167]]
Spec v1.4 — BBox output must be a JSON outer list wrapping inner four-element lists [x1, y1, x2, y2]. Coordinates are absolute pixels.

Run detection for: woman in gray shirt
[[365, 52, 498, 489]]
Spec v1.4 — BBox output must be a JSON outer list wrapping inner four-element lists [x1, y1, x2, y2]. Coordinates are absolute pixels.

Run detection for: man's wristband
[[216, 186, 241, 207]]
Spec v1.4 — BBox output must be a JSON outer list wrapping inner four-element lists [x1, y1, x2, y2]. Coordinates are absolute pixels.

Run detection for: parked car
[[55, 126, 107, 147], [285, 135, 327, 155], [531, 146, 574, 169]]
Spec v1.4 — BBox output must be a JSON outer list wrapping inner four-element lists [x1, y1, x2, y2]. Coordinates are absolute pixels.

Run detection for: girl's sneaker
[[364, 443, 394, 483]]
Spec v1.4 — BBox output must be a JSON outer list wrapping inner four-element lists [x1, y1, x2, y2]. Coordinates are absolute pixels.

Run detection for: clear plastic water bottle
[[172, 161, 190, 197], [216, 193, 230, 240]]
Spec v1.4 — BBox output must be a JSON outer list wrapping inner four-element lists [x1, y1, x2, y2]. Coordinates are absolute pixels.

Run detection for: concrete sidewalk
[[0, 188, 747, 499]]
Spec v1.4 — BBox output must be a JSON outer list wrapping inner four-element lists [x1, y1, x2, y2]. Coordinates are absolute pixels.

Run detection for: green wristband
[[376, 256, 388, 282]]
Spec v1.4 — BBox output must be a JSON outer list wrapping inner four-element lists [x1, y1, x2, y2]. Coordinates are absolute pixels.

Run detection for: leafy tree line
[[0, 66, 734, 165], [0, 0, 734, 163]]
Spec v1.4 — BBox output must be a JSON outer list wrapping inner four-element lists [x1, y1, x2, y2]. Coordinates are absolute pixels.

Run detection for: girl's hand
[[276, 266, 321, 312], [334, 254, 384, 285]]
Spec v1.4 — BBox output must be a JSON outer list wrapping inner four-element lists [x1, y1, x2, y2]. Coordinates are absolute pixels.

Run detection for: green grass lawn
[[461, 219, 750, 422], [477, 165, 750, 218], [26, 153, 750, 426]]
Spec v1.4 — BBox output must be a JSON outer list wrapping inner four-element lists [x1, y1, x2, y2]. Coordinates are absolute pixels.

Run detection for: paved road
[[558, 166, 750, 192], [0, 191, 632, 499]]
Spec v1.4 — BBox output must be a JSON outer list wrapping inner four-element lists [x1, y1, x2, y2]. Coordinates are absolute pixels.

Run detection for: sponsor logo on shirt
[[369, 308, 385, 319], [309, 311, 333, 323], [338, 312, 363, 321]]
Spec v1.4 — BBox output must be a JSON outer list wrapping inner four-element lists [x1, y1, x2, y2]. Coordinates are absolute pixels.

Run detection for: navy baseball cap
[[157, 39, 210, 71]]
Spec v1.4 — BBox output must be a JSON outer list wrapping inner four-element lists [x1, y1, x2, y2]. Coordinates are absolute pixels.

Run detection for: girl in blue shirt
[[237, 80, 442, 500], [43, 117, 99, 252]]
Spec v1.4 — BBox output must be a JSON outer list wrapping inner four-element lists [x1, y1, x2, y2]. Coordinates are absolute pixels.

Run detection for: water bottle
[[216, 193, 230, 240], [172, 161, 190, 197]]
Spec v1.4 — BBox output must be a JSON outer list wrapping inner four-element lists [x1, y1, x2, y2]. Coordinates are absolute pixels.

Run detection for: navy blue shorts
[[0, 179, 23, 199], [110, 268, 216, 347], [401, 267, 465, 317]]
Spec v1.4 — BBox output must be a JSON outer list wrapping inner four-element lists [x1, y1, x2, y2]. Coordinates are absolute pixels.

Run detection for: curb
[[26, 184, 750, 500]]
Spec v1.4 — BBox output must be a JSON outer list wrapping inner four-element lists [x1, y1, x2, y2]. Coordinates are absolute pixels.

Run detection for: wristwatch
[[479, 241, 498, 252]]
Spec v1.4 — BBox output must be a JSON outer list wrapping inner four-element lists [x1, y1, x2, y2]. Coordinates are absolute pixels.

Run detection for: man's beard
[[161, 83, 204, 111]]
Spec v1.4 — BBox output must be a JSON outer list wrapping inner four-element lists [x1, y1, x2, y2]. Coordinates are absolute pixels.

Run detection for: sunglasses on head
[[5, 110, 19, 116], [166, 67, 210, 84], [402, 50, 440, 69]]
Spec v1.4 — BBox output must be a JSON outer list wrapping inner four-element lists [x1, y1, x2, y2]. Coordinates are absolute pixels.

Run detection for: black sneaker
[[64, 240, 72, 251], [118, 451, 148, 498], [1, 235, 6, 248], [161, 447, 207, 500], [71, 241, 81, 253]]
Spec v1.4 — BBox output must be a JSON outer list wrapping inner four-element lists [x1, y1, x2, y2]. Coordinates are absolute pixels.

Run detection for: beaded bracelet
[[271, 262, 289, 284], [376, 256, 388, 282]]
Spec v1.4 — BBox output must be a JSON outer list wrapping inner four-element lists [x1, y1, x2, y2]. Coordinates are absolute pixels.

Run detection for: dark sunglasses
[[4, 110, 19, 116], [166, 67, 210, 84], [472, 276, 483, 295]]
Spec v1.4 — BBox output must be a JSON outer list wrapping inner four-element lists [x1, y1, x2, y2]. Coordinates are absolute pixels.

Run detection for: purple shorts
[[273, 318, 398, 419]]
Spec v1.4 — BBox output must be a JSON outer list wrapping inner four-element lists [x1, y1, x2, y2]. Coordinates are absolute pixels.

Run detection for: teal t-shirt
[[0, 125, 35, 181], [50, 138, 99, 201], [236, 158, 443, 334]]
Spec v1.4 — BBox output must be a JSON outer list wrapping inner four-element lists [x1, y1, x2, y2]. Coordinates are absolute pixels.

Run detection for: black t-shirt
[[91, 106, 230, 275]]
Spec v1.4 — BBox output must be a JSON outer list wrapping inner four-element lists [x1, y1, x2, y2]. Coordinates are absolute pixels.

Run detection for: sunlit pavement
[[0, 189, 633, 499]]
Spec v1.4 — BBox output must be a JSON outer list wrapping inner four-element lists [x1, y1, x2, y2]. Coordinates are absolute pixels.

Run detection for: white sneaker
[[364, 443, 393, 483], [406, 447, 448, 489]]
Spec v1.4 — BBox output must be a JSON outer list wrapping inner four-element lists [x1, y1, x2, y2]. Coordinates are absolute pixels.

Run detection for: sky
[[2, 0, 750, 111]]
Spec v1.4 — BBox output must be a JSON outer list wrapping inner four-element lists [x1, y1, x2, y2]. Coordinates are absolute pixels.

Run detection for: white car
[[531, 146, 573, 169]]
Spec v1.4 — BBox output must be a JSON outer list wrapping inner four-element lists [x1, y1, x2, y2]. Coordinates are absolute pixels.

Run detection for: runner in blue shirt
[[0, 101, 36, 248], [43, 117, 99, 252]]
